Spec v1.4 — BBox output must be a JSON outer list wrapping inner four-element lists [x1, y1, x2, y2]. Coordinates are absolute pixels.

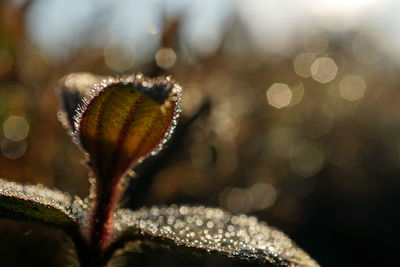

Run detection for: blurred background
[[0, 0, 400, 266]]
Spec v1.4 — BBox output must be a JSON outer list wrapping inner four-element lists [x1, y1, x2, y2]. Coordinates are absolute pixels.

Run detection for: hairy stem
[[88, 177, 124, 265]]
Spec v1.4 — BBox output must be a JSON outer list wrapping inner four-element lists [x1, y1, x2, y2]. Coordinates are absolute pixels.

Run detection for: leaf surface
[[113, 205, 319, 267], [0, 178, 84, 230], [76, 75, 182, 183]]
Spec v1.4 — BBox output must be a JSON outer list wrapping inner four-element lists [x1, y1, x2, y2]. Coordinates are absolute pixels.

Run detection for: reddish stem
[[89, 177, 123, 255]]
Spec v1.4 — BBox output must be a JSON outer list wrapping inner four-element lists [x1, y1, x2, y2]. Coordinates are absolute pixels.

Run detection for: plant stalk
[[87, 177, 124, 266]]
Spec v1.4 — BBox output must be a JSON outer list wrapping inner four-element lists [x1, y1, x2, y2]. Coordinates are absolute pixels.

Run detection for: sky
[[22, 0, 400, 63]]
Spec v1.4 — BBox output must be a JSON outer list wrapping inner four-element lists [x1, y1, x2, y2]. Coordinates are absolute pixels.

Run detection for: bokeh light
[[155, 47, 177, 69], [190, 28, 222, 58], [181, 87, 203, 117], [304, 30, 329, 53], [219, 187, 253, 213], [266, 83, 293, 109], [311, 57, 338, 83], [2, 116, 30, 142], [299, 104, 334, 138], [290, 141, 325, 178], [0, 139, 27, 160], [219, 183, 278, 213], [104, 42, 136, 72], [248, 183, 277, 211], [267, 127, 299, 159], [288, 82, 305, 107], [339, 75, 367, 101], [352, 33, 382, 65], [63, 72, 101, 91], [293, 53, 317, 78]]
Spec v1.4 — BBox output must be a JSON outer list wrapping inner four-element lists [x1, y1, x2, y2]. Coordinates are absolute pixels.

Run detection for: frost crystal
[[0, 178, 85, 224], [114, 205, 319, 267]]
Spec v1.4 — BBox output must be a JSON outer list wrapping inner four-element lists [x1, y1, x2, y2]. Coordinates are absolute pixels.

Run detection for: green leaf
[[76, 74, 182, 184], [113, 205, 320, 267], [0, 178, 84, 230]]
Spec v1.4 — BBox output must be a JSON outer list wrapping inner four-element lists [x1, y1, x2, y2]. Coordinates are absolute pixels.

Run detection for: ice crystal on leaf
[[114, 205, 319, 267], [0, 178, 84, 229]]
